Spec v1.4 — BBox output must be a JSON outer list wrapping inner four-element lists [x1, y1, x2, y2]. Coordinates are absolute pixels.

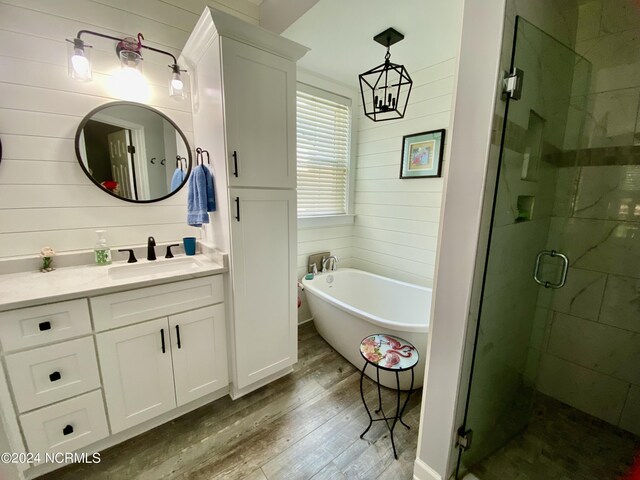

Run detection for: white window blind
[[297, 86, 351, 217]]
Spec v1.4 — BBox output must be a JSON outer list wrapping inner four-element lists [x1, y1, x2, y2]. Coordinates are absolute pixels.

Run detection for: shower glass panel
[[457, 17, 591, 475]]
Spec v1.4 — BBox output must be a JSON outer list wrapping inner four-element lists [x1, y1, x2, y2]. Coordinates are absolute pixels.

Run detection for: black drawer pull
[[161, 329, 166, 354], [49, 371, 61, 382], [232, 151, 238, 177], [39, 321, 51, 331], [62, 425, 73, 436], [235, 197, 240, 222], [176, 325, 181, 349]]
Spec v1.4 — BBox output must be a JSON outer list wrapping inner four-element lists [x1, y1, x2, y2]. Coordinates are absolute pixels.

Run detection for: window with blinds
[[296, 86, 351, 217]]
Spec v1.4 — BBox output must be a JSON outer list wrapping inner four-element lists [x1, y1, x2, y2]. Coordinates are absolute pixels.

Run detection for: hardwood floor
[[42, 322, 422, 480]]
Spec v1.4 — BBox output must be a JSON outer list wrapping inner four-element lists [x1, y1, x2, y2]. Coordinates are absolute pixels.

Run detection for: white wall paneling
[[351, 58, 457, 288], [0, 0, 257, 261]]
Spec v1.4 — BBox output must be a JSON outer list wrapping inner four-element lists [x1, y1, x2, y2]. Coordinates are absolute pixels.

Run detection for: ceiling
[[282, 0, 463, 88]]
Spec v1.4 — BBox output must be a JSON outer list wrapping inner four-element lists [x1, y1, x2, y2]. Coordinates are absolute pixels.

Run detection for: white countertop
[[0, 255, 227, 312]]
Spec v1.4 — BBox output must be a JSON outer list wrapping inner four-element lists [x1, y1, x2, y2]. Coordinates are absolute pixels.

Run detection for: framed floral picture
[[399, 129, 445, 179]]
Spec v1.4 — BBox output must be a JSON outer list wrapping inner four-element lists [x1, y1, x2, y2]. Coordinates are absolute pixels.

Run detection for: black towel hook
[[176, 155, 186, 170], [194, 147, 210, 166]]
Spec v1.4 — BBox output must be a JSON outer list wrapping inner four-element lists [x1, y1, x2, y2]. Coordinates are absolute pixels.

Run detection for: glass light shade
[[169, 70, 186, 100], [118, 50, 143, 73], [67, 39, 92, 81]]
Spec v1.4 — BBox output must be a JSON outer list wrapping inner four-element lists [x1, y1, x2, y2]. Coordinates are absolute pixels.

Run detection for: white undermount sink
[[108, 257, 203, 280]]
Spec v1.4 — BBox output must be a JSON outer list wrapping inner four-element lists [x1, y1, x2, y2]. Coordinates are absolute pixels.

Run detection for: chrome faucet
[[147, 236, 156, 261], [322, 255, 338, 272]]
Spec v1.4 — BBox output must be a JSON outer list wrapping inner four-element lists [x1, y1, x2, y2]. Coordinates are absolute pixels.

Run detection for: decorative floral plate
[[359, 334, 418, 370]]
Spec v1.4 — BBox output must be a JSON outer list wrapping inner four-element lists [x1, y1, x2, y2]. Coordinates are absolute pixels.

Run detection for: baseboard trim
[[414, 458, 442, 480], [298, 316, 314, 325], [229, 367, 294, 399]]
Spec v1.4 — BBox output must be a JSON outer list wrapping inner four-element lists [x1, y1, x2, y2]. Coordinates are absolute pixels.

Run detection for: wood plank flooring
[[42, 322, 421, 480]]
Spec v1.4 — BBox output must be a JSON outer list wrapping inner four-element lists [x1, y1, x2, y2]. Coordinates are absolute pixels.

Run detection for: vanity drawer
[[20, 390, 108, 460], [0, 299, 91, 352], [91, 275, 224, 331], [6, 337, 101, 413]]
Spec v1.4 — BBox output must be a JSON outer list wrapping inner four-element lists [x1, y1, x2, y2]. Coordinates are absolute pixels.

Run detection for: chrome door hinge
[[502, 68, 523, 100], [456, 427, 473, 451]]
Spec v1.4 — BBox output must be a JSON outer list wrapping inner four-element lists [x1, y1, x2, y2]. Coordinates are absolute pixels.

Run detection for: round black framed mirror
[[75, 101, 192, 203]]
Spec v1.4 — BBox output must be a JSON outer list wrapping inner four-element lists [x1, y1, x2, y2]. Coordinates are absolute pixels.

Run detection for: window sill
[[297, 214, 355, 229]]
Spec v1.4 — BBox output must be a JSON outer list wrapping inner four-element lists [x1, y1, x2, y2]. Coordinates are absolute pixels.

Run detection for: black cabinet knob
[[62, 425, 73, 436], [49, 371, 61, 382], [38, 321, 51, 331]]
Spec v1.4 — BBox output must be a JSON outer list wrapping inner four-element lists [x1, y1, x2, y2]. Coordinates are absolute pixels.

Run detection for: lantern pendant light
[[359, 28, 413, 122]]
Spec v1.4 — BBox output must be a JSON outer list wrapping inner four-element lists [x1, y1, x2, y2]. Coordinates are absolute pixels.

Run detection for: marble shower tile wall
[[526, 0, 640, 438], [534, 165, 640, 436]]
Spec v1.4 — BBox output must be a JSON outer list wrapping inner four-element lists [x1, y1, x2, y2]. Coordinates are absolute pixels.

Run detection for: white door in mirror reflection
[[107, 129, 133, 200]]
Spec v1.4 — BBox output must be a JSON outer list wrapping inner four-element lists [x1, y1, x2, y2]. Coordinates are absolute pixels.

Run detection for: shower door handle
[[533, 250, 569, 289]]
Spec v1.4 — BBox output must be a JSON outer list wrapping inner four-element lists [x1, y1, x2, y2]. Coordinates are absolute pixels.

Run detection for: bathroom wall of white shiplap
[[0, 0, 259, 260], [351, 58, 456, 287]]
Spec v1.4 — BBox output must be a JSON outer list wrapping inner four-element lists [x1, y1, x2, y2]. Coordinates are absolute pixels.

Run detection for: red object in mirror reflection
[[101, 181, 118, 191]]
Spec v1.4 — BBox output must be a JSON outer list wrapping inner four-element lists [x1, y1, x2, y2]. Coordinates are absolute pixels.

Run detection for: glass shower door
[[456, 17, 591, 476]]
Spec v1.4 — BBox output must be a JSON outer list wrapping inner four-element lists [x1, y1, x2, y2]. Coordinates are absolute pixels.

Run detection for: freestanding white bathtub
[[302, 268, 430, 390]]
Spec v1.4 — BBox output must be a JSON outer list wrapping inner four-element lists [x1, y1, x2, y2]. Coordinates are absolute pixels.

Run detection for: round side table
[[359, 333, 419, 459]]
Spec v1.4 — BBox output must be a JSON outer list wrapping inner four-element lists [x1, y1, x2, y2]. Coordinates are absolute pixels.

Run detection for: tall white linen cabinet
[[181, 8, 308, 397]]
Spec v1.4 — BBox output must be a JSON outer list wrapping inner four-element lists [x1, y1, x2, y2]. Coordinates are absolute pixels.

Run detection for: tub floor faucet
[[322, 255, 338, 272]]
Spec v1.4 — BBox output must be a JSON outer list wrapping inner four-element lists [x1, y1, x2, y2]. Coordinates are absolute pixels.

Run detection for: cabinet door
[[222, 37, 296, 189], [169, 304, 228, 406], [96, 318, 176, 433], [229, 188, 297, 389]]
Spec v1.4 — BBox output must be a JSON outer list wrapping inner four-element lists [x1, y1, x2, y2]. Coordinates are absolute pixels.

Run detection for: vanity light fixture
[[358, 28, 413, 122], [66, 30, 187, 100]]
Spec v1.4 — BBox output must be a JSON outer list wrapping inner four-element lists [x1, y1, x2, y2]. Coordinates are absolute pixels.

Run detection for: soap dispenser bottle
[[94, 230, 112, 266]]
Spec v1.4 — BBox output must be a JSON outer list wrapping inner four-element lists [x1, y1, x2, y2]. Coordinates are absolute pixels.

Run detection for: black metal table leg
[[359, 362, 373, 439], [398, 367, 414, 430], [375, 366, 383, 414], [388, 370, 402, 459]]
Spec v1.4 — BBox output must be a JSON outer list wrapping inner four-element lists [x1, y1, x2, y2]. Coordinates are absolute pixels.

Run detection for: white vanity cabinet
[[97, 318, 177, 434], [98, 304, 228, 433], [92, 278, 228, 433], [182, 7, 307, 396], [0, 271, 227, 479], [169, 305, 228, 405], [0, 299, 109, 463]]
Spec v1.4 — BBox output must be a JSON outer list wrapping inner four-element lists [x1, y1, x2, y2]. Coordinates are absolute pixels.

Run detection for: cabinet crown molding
[[181, 6, 309, 66]]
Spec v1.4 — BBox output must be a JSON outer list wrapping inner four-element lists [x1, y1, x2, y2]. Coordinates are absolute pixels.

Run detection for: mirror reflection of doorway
[[106, 128, 136, 200], [83, 119, 142, 201]]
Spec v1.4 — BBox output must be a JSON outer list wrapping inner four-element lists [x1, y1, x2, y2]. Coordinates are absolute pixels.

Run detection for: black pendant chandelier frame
[[359, 28, 413, 122]]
